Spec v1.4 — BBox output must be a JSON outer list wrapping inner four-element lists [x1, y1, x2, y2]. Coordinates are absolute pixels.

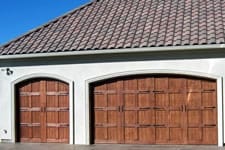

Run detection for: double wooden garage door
[[92, 75, 217, 144], [16, 78, 69, 143]]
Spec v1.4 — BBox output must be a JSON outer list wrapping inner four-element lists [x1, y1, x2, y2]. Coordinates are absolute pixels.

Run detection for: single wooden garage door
[[16, 78, 69, 143], [91, 75, 217, 145]]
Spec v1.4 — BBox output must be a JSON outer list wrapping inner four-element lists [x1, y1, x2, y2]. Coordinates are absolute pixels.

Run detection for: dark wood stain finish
[[92, 75, 217, 145], [16, 78, 69, 143]]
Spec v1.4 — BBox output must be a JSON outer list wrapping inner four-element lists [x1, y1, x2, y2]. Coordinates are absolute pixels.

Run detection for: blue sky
[[0, 0, 90, 45]]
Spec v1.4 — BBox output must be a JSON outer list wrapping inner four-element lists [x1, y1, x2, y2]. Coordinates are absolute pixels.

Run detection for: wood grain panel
[[92, 75, 217, 145], [16, 78, 69, 143]]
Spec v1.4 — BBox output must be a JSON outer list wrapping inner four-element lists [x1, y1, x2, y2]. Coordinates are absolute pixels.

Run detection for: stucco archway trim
[[11, 73, 74, 144], [85, 69, 223, 147]]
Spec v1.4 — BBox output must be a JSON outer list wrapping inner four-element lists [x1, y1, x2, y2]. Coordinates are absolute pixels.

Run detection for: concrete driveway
[[0, 143, 224, 150]]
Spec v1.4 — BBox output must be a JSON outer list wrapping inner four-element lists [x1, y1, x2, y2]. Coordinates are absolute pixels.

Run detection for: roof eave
[[0, 44, 225, 60]]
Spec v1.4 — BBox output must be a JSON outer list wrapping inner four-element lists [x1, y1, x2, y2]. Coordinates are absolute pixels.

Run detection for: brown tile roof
[[1, 0, 225, 55]]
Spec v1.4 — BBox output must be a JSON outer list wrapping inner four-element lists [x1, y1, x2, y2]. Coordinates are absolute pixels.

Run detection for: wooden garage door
[[16, 78, 69, 143], [92, 75, 217, 145]]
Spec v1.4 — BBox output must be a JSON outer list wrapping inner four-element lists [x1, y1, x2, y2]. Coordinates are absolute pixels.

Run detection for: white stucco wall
[[0, 54, 225, 146]]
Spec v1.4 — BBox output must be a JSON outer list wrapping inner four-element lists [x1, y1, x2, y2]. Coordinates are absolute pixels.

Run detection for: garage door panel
[[95, 84, 106, 91], [203, 127, 217, 144], [20, 96, 29, 107], [169, 128, 183, 143], [47, 127, 58, 139], [95, 127, 107, 141], [202, 80, 216, 90], [202, 109, 217, 124], [187, 93, 201, 107], [59, 127, 69, 140], [32, 111, 41, 123], [46, 126, 69, 143], [31, 96, 41, 107], [32, 126, 41, 138], [58, 82, 69, 91], [187, 79, 201, 90], [202, 92, 216, 107], [169, 78, 186, 91], [169, 93, 183, 107], [46, 81, 57, 91], [124, 111, 137, 124], [156, 110, 168, 125], [20, 126, 30, 138], [137, 78, 154, 90], [46, 96, 58, 107], [124, 127, 137, 142], [124, 79, 137, 90], [124, 94, 136, 107], [170, 111, 182, 125], [138, 93, 154, 107], [107, 82, 118, 90], [138, 93, 148, 106], [59, 95, 69, 107], [156, 128, 169, 143], [187, 110, 201, 125], [155, 93, 168, 107], [139, 110, 155, 124], [95, 111, 107, 124], [139, 127, 155, 143], [155, 78, 168, 90], [108, 127, 119, 141], [108, 111, 118, 124], [108, 94, 118, 107], [17, 79, 69, 143], [187, 128, 202, 142], [47, 112, 58, 123], [20, 112, 31, 123], [31, 81, 40, 92], [20, 84, 30, 92], [92, 75, 217, 145], [59, 111, 69, 123], [94, 94, 106, 107], [20, 125, 41, 141]]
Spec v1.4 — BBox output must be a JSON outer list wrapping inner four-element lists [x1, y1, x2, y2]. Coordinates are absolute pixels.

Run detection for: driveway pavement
[[0, 143, 224, 150]]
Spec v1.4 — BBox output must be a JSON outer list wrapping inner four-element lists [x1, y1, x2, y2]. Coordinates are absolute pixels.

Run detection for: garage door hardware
[[46, 91, 69, 95], [202, 89, 216, 92], [20, 123, 40, 127], [20, 92, 40, 96], [95, 123, 117, 127], [46, 107, 69, 111], [20, 107, 41, 111], [47, 123, 69, 127], [203, 124, 217, 127], [140, 124, 166, 127]]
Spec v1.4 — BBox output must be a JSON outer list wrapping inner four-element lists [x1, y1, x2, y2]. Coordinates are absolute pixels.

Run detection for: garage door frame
[[85, 69, 223, 147], [11, 73, 74, 144]]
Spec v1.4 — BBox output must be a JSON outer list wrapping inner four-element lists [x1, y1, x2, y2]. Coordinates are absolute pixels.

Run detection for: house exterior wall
[[0, 51, 225, 146]]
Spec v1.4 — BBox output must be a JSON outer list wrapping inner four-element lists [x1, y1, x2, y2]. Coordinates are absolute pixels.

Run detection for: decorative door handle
[[181, 105, 183, 111], [118, 106, 124, 112], [41, 107, 46, 112], [181, 105, 187, 112]]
